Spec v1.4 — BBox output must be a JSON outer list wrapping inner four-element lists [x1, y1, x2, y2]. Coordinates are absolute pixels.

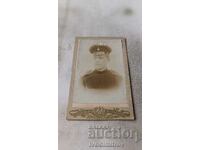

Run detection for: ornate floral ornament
[[69, 107, 130, 120]]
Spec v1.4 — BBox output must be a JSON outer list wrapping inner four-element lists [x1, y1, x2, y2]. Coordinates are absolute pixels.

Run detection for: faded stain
[[123, 8, 134, 16]]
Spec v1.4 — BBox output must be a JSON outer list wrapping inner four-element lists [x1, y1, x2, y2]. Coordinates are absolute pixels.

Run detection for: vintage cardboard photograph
[[67, 37, 134, 120]]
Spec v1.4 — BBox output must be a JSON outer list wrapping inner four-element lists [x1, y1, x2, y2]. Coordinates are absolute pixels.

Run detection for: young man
[[82, 44, 122, 89]]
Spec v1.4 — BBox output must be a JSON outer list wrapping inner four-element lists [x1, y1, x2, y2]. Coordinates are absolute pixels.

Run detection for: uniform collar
[[94, 69, 108, 73]]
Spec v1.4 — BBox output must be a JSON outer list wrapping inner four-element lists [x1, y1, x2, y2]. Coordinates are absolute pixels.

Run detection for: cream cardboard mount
[[66, 37, 135, 120]]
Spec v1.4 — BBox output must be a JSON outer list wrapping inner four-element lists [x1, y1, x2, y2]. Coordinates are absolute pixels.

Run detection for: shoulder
[[82, 70, 97, 88], [82, 70, 94, 79], [109, 70, 119, 75], [109, 70, 121, 76], [108, 70, 122, 81]]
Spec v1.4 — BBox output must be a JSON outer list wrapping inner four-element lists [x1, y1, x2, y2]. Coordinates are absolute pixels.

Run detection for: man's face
[[94, 51, 108, 71]]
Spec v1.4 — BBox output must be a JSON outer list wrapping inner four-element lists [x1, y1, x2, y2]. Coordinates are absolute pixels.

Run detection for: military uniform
[[82, 44, 121, 89], [82, 69, 122, 89]]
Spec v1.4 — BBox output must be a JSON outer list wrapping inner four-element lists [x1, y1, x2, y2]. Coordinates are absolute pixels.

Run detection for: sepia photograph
[[67, 37, 135, 120], [59, 0, 142, 149]]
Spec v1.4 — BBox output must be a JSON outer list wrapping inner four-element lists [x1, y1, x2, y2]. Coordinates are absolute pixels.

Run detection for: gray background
[[58, 0, 142, 149]]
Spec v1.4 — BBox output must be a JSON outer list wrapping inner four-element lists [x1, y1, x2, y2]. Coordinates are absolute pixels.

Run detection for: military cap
[[89, 45, 112, 54]]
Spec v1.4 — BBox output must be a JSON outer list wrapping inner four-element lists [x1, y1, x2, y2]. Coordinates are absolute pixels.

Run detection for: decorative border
[[66, 37, 135, 120], [69, 107, 130, 120]]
